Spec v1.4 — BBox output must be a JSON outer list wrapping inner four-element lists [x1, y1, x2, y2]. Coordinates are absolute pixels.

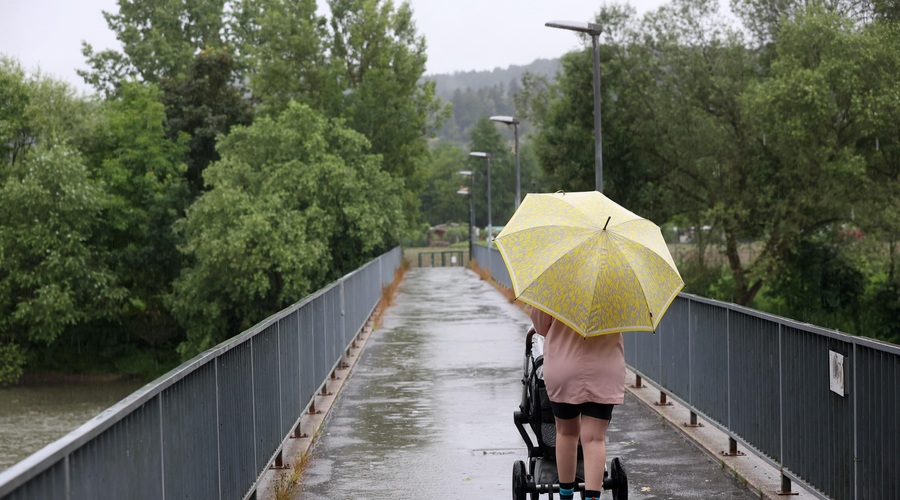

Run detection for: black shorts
[[550, 401, 615, 421]]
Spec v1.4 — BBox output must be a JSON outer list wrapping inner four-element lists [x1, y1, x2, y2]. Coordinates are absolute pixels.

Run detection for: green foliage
[[443, 224, 469, 244], [429, 59, 560, 101], [86, 81, 191, 346], [867, 276, 900, 344], [328, 0, 447, 228], [528, 49, 598, 194], [158, 47, 254, 192], [468, 117, 516, 225], [438, 83, 518, 143], [171, 102, 405, 357], [0, 57, 30, 167], [80, 0, 229, 95], [0, 144, 127, 378], [0, 343, 25, 386], [765, 233, 866, 328], [419, 142, 470, 225], [0, 64, 139, 382], [233, 0, 331, 114]]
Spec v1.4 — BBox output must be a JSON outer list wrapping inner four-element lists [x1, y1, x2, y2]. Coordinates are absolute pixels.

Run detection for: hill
[[426, 58, 560, 101], [424, 58, 560, 143]]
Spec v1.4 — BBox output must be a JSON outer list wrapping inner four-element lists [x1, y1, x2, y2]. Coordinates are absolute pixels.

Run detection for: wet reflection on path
[[298, 267, 757, 499], [300, 268, 530, 499]]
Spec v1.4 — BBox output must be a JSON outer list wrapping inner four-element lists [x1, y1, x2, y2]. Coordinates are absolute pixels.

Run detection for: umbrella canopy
[[495, 191, 684, 337]]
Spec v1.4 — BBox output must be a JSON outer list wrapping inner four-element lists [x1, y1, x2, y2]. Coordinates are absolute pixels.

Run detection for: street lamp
[[546, 20, 604, 193], [469, 152, 492, 243], [490, 115, 521, 208], [457, 170, 475, 259]]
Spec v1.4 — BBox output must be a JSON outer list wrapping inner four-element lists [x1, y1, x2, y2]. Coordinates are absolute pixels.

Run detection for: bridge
[[0, 246, 898, 499]]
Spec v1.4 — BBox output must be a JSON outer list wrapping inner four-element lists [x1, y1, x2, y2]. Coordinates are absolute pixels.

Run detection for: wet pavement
[[297, 267, 759, 499]]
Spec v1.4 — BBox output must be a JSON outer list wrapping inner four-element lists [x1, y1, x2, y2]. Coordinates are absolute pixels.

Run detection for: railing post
[[655, 391, 672, 406], [777, 471, 797, 496], [721, 437, 744, 457], [684, 411, 703, 428]]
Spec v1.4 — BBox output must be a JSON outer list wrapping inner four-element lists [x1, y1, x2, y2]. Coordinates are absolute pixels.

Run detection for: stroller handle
[[525, 325, 537, 357]]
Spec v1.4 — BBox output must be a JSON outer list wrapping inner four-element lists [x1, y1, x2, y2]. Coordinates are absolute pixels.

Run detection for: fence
[[415, 250, 466, 268], [472, 243, 511, 286], [0, 247, 403, 500], [476, 245, 899, 500]]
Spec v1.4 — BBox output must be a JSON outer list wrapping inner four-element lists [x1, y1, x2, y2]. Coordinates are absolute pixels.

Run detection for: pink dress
[[530, 308, 626, 405]]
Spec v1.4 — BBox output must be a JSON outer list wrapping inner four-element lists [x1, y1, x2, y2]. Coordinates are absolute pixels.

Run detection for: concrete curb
[[623, 370, 817, 500], [254, 315, 380, 499]]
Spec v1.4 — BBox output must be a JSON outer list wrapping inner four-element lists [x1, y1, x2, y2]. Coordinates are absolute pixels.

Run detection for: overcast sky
[[0, 0, 671, 94]]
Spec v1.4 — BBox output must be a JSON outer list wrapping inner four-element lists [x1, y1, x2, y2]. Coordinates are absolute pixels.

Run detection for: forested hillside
[[424, 58, 559, 143]]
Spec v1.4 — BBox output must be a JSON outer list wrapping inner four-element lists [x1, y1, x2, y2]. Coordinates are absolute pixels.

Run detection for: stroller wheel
[[602, 457, 628, 500], [512, 460, 527, 500]]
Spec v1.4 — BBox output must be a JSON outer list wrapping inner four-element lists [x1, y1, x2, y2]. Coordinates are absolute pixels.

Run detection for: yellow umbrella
[[495, 191, 684, 337]]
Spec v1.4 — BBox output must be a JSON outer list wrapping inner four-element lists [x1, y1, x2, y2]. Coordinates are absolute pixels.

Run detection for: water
[[0, 378, 144, 471]]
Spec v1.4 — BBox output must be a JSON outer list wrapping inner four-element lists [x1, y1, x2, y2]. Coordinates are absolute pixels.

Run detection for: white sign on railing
[[829, 350, 846, 397]]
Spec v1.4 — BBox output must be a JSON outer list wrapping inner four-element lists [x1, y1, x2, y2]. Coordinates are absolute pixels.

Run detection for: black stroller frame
[[511, 328, 628, 500]]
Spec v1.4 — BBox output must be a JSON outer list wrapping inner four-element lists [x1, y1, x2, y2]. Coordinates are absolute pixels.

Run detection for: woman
[[530, 307, 626, 500]]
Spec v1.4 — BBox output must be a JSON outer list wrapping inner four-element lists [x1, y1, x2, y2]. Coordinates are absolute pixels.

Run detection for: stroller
[[512, 327, 628, 500]]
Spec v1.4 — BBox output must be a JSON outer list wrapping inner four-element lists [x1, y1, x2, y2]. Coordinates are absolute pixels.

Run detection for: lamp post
[[457, 170, 475, 259], [469, 152, 492, 242], [546, 20, 604, 193], [490, 115, 521, 208]]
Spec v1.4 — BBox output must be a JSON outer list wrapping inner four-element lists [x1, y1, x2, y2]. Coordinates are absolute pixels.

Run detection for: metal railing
[[416, 250, 466, 268], [626, 294, 900, 500], [478, 244, 900, 500], [472, 243, 511, 287], [0, 247, 403, 500]]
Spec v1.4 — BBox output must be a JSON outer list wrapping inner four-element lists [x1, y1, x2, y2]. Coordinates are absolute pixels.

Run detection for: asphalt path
[[297, 267, 759, 499]]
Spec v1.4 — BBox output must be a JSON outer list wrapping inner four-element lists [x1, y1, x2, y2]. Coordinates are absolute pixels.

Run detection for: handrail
[[475, 244, 900, 500], [0, 246, 403, 500]]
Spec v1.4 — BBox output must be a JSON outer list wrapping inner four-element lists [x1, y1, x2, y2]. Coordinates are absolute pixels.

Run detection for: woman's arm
[[530, 307, 552, 336]]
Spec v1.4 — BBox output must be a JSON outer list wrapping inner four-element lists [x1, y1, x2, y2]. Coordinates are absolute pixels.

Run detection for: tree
[[526, 50, 597, 194], [80, 0, 230, 95], [232, 0, 332, 114], [518, 5, 666, 219], [0, 143, 126, 384], [520, 0, 872, 306], [158, 47, 254, 192], [0, 58, 31, 168], [84, 82, 191, 347], [419, 142, 469, 226], [467, 117, 517, 228], [171, 102, 405, 357], [327, 0, 448, 230], [739, 7, 872, 305], [731, 0, 899, 45]]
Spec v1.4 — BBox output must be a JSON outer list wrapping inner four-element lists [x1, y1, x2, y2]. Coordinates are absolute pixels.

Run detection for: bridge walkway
[[256, 267, 805, 499]]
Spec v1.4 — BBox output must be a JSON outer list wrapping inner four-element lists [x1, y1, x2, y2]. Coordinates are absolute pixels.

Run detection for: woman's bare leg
[[580, 415, 610, 491], [554, 416, 580, 484]]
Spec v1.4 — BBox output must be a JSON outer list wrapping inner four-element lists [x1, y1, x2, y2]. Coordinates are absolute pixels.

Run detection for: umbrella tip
[[603, 216, 611, 231]]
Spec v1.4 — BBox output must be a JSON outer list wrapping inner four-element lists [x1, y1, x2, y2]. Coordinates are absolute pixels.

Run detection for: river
[[0, 378, 144, 472]]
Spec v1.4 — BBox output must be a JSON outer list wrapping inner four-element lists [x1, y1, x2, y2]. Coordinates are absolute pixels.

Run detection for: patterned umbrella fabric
[[495, 191, 684, 337]]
